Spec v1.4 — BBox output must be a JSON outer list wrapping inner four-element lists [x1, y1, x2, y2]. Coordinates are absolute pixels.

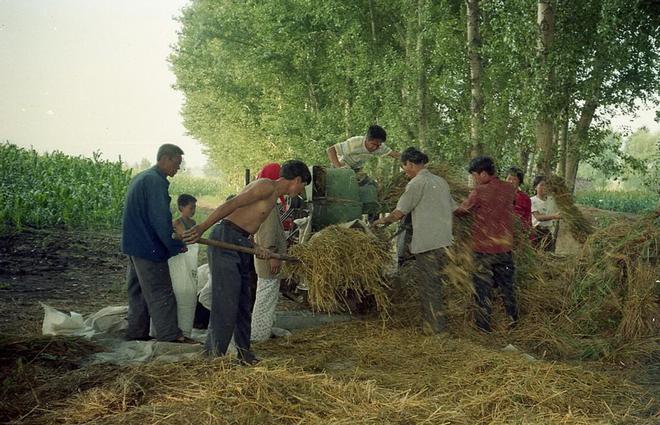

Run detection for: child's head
[[532, 176, 546, 197], [506, 167, 524, 188], [177, 194, 197, 218]]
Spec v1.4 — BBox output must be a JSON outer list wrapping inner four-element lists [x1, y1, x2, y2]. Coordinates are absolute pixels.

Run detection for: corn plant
[[575, 190, 659, 214], [0, 143, 132, 229]]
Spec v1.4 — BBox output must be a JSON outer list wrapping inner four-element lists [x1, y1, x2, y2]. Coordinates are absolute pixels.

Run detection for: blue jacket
[[121, 166, 184, 261]]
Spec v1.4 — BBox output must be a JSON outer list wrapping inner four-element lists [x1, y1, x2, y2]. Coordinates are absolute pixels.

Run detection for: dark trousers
[[414, 248, 447, 333], [472, 251, 517, 331], [126, 256, 182, 341], [206, 221, 256, 361]]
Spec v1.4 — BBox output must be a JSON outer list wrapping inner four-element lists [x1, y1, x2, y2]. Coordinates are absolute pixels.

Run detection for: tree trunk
[[368, 0, 377, 44], [557, 103, 569, 177], [343, 77, 353, 137], [535, 0, 556, 174], [526, 152, 536, 181], [519, 148, 531, 174], [466, 0, 484, 157], [416, 0, 430, 152], [566, 96, 598, 192]]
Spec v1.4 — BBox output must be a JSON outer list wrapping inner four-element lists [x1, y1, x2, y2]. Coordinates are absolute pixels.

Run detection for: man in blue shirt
[[121, 144, 193, 343]]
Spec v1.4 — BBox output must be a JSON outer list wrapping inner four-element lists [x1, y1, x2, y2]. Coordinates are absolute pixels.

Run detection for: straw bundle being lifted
[[544, 175, 594, 243], [500, 211, 658, 363], [285, 226, 392, 313]]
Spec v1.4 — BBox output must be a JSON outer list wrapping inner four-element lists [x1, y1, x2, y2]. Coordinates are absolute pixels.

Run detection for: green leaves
[[0, 143, 132, 230], [171, 0, 659, 187]]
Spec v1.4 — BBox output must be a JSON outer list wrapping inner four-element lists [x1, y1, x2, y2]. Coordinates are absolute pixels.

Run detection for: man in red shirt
[[454, 156, 518, 332], [506, 167, 532, 236]]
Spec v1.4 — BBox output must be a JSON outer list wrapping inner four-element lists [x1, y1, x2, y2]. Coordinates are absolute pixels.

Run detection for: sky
[[0, 0, 657, 171], [0, 0, 207, 169]]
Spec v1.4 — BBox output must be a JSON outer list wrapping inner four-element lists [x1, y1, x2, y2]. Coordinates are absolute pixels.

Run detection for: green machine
[[308, 165, 381, 231]]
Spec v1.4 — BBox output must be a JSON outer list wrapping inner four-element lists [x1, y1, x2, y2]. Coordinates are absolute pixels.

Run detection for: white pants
[[250, 277, 280, 342]]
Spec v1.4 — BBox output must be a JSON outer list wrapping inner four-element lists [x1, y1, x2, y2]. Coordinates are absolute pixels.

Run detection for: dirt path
[[0, 227, 127, 336]]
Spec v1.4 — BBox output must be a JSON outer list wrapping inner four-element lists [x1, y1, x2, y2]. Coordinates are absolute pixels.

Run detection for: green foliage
[[171, 0, 470, 181], [575, 189, 658, 214], [620, 128, 660, 192], [171, 0, 660, 187], [577, 128, 660, 191], [168, 173, 233, 206], [0, 143, 132, 229]]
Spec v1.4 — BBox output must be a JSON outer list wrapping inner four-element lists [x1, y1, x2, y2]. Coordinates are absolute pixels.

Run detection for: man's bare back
[[181, 160, 310, 258], [224, 179, 279, 234]]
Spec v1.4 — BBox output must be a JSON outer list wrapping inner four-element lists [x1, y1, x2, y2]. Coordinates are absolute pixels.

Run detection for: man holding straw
[[374, 147, 455, 334], [183, 160, 311, 364], [454, 156, 517, 332]]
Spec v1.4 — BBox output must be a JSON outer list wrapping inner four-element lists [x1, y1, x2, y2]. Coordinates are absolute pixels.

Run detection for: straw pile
[[0, 335, 111, 423], [285, 226, 392, 313], [387, 204, 658, 365], [545, 175, 594, 243], [22, 321, 657, 424], [563, 210, 659, 342]]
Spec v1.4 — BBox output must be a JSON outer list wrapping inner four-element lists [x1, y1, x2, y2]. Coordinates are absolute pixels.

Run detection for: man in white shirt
[[327, 125, 400, 173], [374, 147, 455, 334], [530, 176, 561, 252]]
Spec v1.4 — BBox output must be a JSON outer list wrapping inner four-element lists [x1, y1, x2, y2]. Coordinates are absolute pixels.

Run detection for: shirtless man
[[182, 160, 311, 363]]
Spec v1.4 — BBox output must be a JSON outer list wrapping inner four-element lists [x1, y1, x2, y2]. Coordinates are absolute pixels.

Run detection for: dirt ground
[[0, 226, 128, 337]]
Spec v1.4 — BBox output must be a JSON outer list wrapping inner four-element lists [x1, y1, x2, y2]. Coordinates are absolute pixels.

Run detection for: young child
[[173, 194, 197, 236], [168, 193, 199, 337], [530, 176, 561, 252]]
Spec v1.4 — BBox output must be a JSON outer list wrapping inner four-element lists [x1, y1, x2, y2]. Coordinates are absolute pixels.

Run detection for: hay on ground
[[26, 321, 658, 425]]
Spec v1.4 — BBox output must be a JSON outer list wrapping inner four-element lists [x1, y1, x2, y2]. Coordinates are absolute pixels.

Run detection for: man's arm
[[183, 180, 274, 243], [454, 190, 478, 216], [146, 179, 184, 256], [532, 211, 561, 222], [373, 209, 405, 226], [387, 151, 400, 159], [326, 145, 343, 168]]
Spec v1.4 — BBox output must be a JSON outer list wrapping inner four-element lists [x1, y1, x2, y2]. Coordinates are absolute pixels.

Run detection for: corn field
[[0, 143, 132, 229], [168, 173, 230, 203], [575, 189, 659, 214]]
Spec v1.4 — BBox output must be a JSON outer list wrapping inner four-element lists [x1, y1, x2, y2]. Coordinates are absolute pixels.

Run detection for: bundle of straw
[[285, 226, 392, 313], [544, 175, 594, 243]]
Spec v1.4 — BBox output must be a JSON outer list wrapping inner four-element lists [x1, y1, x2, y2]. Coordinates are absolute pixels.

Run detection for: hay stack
[[564, 210, 659, 342], [285, 226, 392, 313], [545, 175, 594, 243], [510, 211, 659, 362]]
